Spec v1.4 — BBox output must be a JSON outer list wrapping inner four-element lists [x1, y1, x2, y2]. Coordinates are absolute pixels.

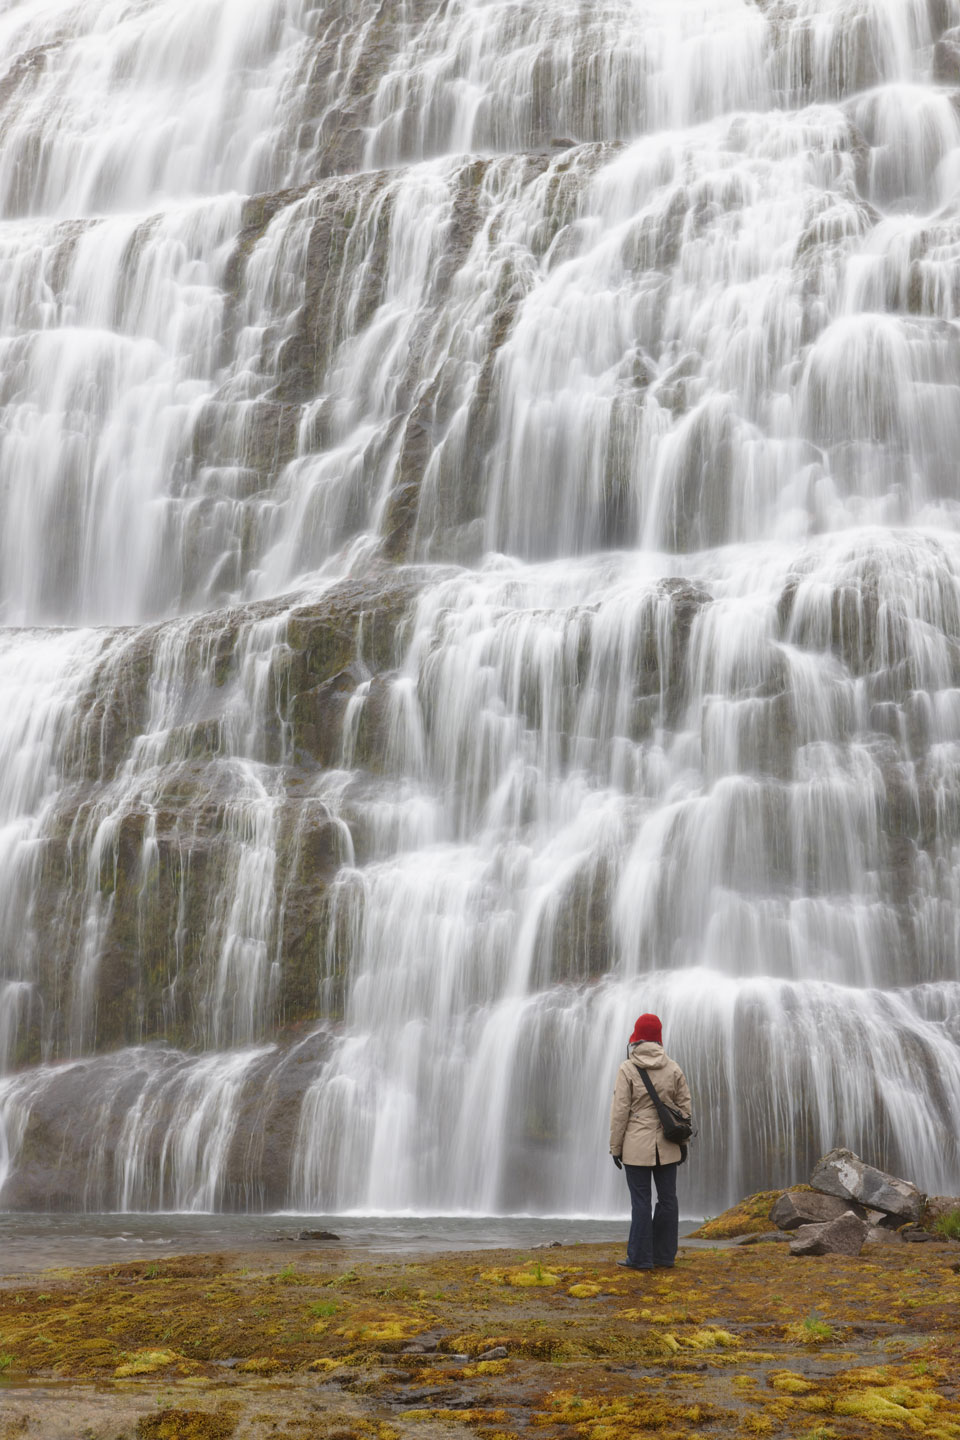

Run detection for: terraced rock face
[[1, 0, 960, 1215]]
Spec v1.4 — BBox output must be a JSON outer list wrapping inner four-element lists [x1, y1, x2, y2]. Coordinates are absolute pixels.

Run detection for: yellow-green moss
[[3, 1236, 959, 1440], [114, 1347, 182, 1377], [688, 1188, 792, 1239]]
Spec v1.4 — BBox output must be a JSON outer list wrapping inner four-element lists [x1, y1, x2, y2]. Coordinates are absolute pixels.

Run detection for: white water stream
[[0, 0, 959, 1215]]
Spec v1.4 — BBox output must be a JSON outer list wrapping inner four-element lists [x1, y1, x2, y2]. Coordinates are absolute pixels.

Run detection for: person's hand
[[612, 1154, 623, 1170]]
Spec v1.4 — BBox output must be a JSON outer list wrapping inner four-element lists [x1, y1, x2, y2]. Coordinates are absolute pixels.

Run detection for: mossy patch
[[770, 1369, 815, 1393], [114, 1347, 184, 1376], [688, 1188, 799, 1238], [136, 1410, 236, 1440]]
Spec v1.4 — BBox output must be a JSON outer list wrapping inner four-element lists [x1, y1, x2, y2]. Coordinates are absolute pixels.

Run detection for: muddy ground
[[1, 1235, 959, 1439]]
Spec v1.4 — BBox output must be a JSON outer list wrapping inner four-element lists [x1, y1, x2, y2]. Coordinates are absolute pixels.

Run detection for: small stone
[[901, 1227, 941, 1244], [737, 1232, 791, 1245], [449, 1354, 470, 1363], [866, 1225, 902, 1244], [476, 1346, 508, 1361], [296, 1229, 340, 1241], [810, 1148, 923, 1223], [789, 1210, 869, 1258]]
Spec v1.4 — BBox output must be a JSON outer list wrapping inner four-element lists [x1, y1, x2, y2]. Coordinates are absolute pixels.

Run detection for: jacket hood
[[628, 1041, 667, 1069]]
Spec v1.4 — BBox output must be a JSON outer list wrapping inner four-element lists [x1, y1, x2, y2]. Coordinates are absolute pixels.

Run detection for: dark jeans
[[623, 1162, 679, 1269]]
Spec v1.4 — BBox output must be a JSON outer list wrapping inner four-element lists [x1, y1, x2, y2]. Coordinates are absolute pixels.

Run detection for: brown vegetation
[[2, 1235, 960, 1439]]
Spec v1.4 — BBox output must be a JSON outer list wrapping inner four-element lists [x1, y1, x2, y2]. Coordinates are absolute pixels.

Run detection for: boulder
[[770, 1190, 866, 1230], [810, 1148, 923, 1222], [789, 1211, 869, 1258]]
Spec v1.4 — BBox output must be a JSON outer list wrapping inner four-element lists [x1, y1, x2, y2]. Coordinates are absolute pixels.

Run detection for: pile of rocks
[[770, 1148, 959, 1258]]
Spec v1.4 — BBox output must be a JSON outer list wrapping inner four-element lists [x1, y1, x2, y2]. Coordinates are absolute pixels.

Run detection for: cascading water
[[1, 0, 959, 1217]]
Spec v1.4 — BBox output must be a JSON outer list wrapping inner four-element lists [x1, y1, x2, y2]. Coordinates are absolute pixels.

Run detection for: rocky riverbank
[[2, 1234, 959, 1440], [690, 1150, 960, 1257]]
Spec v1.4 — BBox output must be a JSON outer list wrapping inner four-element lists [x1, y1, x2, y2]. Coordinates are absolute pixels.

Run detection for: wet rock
[[737, 1231, 791, 1245], [296, 1229, 340, 1241], [901, 1226, 943, 1243], [770, 1190, 867, 1230], [397, 1387, 459, 1405], [789, 1211, 869, 1257], [933, 28, 960, 82], [810, 1148, 923, 1222], [476, 1346, 509, 1360], [865, 1224, 903, 1245]]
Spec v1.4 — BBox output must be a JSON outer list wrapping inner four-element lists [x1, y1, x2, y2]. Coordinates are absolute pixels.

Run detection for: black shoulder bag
[[636, 1066, 694, 1145]]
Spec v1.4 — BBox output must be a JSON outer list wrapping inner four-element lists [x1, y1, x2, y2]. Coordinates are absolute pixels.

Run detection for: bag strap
[[635, 1063, 675, 1130]]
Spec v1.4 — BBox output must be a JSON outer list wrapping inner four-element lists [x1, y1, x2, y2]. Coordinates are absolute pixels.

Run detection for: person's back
[[609, 1013, 692, 1270]]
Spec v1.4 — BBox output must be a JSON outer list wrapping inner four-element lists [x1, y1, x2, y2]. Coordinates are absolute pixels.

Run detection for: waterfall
[[1, 0, 959, 1216]]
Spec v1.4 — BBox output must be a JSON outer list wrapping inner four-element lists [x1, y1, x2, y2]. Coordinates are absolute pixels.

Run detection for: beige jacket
[[609, 1042, 692, 1167]]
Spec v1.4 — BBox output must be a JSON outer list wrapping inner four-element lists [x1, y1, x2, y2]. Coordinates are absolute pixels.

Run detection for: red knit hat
[[629, 1013, 662, 1045]]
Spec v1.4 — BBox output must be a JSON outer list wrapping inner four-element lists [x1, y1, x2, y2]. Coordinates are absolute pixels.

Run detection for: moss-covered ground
[[1, 1238, 959, 1439]]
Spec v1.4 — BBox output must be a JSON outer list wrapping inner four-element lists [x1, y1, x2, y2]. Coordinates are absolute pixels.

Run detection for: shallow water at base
[[0, 1210, 706, 1276]]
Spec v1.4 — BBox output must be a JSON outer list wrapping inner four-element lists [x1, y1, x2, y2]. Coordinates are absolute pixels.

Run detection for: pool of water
[[0, 1211, 708, 1277]]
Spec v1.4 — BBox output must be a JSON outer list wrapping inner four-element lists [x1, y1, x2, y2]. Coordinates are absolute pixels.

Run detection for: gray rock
[[737, 1231, 791, 1245], [789, 1211, 869, 1257], [933, 29, 960, 83], [296, 1229, 340, 1241], [865, 1224, 903, 1245], [770, 1190, 866, 1230], [476, 1346, 509, 1361], [810, 1148, 923, 1222]]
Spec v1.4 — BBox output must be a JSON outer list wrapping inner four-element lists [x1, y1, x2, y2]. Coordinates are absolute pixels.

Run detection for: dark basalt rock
[[0, 1029, 333, 1213], [6, 571, 424, 1065], [933, 28, 960, 82]]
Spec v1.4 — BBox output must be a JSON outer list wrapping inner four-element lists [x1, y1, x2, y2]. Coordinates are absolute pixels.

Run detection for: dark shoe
[[617, 1260, 653, 1270], [654, 1263, 675, 1269]]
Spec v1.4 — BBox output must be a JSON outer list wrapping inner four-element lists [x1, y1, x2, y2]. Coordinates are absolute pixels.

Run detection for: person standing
[[609, 1012, 691, 1271]]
